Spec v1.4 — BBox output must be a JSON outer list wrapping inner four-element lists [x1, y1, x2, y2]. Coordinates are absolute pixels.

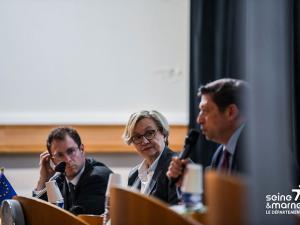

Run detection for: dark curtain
[[189, 0, 246, 165], [293, 0, 300, 185], [190, 0, 297, 224]]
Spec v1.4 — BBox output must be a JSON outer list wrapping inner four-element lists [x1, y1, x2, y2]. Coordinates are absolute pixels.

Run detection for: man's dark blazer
[[128, 147, 179, 205], [37, 158, 113, 215], [210, 127, 247, 174]]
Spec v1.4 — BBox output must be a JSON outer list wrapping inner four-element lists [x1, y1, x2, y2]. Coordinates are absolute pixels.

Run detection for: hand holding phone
[[36, 151, 55, 190]]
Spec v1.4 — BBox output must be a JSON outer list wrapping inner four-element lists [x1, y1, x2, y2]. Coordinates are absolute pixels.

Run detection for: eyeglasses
[[52, 147, 79, 161], [131, 129, 158, 144]]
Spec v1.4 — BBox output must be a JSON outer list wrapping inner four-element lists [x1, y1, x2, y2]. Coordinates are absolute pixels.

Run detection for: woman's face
[[132, 118, 166, 164]]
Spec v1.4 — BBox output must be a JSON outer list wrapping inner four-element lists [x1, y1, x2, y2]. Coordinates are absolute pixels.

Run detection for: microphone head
[[54, 162, 66, 173], [185, 129, 200, 146]]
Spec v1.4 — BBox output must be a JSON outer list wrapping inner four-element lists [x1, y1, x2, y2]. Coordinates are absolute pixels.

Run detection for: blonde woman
[[123, 110, 179, 205]]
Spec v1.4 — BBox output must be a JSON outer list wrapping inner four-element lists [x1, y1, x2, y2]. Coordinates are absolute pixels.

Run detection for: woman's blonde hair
[[122, 110, 169, 145]]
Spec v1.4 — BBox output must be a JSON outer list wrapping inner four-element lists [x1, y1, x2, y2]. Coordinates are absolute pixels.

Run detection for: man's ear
[[50, 157, 57, 167], [80, 144, 85, 154], [48, 150, 57, 166], [226, 104, 240, 121]]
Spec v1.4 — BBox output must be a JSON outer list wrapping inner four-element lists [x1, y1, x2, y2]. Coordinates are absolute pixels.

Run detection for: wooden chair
[[110, 186, 201, 225], [204, 170, 247, 225], [13, 196, 88, 225], [78, 214, 103, 225]]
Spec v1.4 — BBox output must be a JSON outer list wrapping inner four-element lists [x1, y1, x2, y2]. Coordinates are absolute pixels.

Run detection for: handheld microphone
[[170, 129, 199, 186], [36, 162, 66, 198]]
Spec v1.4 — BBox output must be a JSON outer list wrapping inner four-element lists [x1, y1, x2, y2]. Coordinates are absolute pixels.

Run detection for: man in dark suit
[[209, 127, 246, 173], [33, 127, 113, 215], [167, 78, 248, 180]]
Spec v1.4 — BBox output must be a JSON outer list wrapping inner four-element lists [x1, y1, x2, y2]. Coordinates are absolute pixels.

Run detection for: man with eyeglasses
[[123, 110, 180, 205], [33, 127, 113, 215]]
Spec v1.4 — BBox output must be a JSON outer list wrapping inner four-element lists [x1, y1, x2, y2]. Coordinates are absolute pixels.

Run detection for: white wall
[[0, 0, 189, 125], [0, 0, 189, 196]]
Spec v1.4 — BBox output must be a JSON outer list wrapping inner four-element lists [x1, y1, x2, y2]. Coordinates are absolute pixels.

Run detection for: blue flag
[[0, 173, 17, 204]]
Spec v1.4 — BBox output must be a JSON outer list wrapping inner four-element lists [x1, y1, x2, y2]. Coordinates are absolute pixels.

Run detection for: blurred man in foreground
[[167, 78, 249, 182]]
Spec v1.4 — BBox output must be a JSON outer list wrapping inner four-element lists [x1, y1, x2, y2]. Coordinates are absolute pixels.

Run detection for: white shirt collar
[[138, 148, 164, 176], [137, 148, 164, 193], [67, 164, 85, 186], [224, 123, 245, 155]]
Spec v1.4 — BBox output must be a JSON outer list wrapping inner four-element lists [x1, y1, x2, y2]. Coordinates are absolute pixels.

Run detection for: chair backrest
[[204, 170, 247, 225], [0, 199, 25, 225], [110, 186, 201, 225], [77, 214, 103, 225], [13, 196, 88, 225]]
